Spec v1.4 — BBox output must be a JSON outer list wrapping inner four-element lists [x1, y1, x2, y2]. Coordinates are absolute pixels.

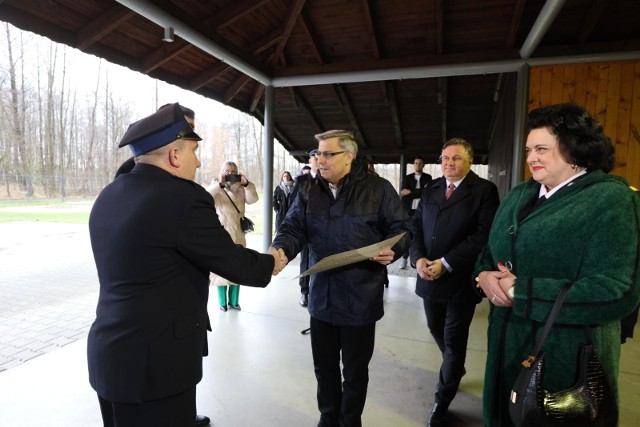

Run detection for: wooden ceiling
[[1, 0, 639, 164]]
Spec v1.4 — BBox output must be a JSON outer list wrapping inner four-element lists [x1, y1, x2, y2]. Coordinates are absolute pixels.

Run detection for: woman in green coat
[[475, 103, 640, 426]]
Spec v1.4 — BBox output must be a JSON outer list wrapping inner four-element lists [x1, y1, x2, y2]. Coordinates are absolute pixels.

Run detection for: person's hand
[[239, 173, 248, 186], [268, 247, 288, 275], [400, 188, 411, 196], [219, 172, 227, 186], [496, 262, 517, 301], [416, 257, 433, 281], [370, 246, 394, 265], [476, 265, 512, 307], [426, 259, 446, 280]]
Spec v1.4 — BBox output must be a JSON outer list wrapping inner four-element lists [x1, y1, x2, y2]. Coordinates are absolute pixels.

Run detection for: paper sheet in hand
[[297, 232, 405, 278]]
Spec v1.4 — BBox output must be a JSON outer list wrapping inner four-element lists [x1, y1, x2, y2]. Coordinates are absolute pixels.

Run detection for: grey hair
[[314, 129, 359, 154]]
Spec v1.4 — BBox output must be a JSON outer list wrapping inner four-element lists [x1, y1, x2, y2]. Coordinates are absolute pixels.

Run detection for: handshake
[[267, 247, 289, 275]]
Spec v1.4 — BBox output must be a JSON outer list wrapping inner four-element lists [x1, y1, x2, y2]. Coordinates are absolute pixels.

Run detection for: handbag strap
[[221, 186, 241, 214], [521, 284, 571, 367]]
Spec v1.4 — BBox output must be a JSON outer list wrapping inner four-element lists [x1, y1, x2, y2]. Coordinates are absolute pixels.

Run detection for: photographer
[[206, 161, 258, 312]]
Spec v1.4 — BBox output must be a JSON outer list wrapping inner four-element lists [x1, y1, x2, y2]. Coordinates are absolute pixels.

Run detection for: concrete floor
[[0, 222, 638, 426]]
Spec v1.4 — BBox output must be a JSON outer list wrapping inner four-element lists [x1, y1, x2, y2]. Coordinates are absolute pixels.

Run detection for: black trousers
[[310, 317, 376, 427], [98, 387, 196, 427], [422, 298, 476, 406], [402, 209, 416, 259], [299, 245, 310, 294]]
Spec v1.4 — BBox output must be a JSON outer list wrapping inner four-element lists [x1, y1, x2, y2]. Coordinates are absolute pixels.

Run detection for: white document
[[297, 232, 406, 278]]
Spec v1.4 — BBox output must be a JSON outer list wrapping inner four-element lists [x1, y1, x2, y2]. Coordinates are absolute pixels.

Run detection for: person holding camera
[[206, 161, 258, 311]]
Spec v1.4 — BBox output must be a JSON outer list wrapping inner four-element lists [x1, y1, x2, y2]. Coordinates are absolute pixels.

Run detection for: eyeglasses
[[439, 155, 466, 163], [312, 150, 345, 159]]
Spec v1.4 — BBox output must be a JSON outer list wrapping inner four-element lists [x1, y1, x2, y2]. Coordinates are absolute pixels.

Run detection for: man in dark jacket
[[290, 150, 319, 307], [410, 138, 499, 427], [88, 103, 284, 427], [271, 130, 411, 427], [399, 156, 432, 268]]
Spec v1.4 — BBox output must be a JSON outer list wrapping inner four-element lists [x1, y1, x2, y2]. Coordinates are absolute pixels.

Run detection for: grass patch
[[0, 211, 90, 223]]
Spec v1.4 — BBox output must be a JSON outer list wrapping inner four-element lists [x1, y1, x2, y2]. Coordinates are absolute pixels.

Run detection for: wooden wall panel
[[526, 60, 640, 188]]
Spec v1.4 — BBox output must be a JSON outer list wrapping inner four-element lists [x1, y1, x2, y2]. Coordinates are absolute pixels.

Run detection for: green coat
[[475, 170, 640, 426]]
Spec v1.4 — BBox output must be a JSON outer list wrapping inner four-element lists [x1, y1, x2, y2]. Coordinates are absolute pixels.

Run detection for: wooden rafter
[[230, 0, 307, 106], [361, 0, 401, 149], [76, 4, 135, 50], [578, 0, 609, 43]]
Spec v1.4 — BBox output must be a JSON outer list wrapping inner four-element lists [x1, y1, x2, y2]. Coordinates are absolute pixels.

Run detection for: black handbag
[[240, 216, 254, 233], [222, 187, 254, 234], [509, 284, 618, 426]]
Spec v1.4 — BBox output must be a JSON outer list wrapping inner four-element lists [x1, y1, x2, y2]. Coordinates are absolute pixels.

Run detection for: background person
[[289, 150, 320, 307], [400, 155, 432, 269], [207, 161, 258, 312], [273, 170, 294, 232], [474, 103, 640, 426], [410, 138, 499, 427], [88, 103, 283, 427], [271, 130, 411, 427]]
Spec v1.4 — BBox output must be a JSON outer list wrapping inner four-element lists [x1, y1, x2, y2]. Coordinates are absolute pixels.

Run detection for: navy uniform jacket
[[88, 163, 274, 403], [410, 171, 499, 304]]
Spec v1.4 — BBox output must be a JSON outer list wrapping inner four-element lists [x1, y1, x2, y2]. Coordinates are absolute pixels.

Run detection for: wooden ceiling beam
[[578, 0, 609, 43], [435, 0, 444, 54], [203, 0, 270, 29], [76, 4, 135, 51], [385, 81, 403, 148], [272, 47, 520, 77], [226, 0, 306, 105], [298, 11, 325, 64], [334, 85, 367, 148], [143, 39, 191, 73], [190, 30, 281, 91], [362, 0, 401, 147], [291, 87, 325, 133], [506, 0, 526, 49]]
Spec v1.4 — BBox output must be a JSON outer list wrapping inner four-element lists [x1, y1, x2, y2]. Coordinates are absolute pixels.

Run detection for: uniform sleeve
[[177, 191, 274, 287]]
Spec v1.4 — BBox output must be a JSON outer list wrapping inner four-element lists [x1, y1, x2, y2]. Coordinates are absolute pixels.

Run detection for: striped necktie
[[445, 183, 455, 200]]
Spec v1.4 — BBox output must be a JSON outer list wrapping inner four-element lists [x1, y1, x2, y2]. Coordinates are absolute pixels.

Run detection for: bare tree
[[4, 24, 32, 197]]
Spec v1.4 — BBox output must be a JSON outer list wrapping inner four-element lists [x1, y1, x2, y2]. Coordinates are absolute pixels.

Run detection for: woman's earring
[[571, 163, 577, 170]]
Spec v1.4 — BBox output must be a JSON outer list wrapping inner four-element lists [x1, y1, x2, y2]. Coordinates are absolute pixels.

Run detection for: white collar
[[539, 169, 587, 198]]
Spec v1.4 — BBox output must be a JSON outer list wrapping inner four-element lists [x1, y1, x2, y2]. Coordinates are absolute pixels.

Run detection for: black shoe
[[228, 303, 241, 310], [299, 294, 308, 307], [219, 305, 227, 312], [195, 414, 210, 426], [428, 402, 448, 427]]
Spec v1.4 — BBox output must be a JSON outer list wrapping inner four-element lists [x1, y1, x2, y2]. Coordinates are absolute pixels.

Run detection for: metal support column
[[399, 154, 406, 190], [511, 64, 530, 187], [262, 85, 275, 251]]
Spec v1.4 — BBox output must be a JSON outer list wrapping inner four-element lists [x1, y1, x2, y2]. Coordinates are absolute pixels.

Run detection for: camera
[[225, 174, 241, 183]]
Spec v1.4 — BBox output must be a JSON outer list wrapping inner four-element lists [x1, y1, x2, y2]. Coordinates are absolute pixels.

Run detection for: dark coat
[[410, 171, 500, 304], [87, 163, 274, 403], [401, 172, 432, 213], [272, 165, 411, 326], [273, 183, 293, 231], [474, 171, 640, 426]]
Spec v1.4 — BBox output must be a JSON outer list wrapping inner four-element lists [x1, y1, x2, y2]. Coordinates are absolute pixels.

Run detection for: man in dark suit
[[88, 103, 285, 427], [399, 156, 432, 268], [290, 150, 319, 307], [410, 138, 499, 427]]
